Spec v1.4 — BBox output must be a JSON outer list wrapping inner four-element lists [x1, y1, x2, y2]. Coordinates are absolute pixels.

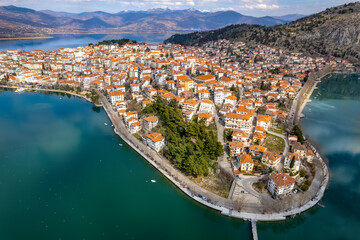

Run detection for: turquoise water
[[0, 90, 251, 239], [0, 33, 174, 52], [257, 74, 360, 239]]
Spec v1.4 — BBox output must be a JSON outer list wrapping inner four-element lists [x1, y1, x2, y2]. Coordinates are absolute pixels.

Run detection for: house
[[182, 99, 199, 112], [256, 114, 272, 131], [143, 116, 158, 131], [261, 151, 281, 168], [178, 75, 194, 91], [224, 95, 237, 106], [129, 121, 142, 134], [284, 152, 300, 171], [198, 99, 214, 114], [292, 142, 307, 158], [146, 132, 166, 152], [239, 154, 254, 173], [268, 171, 296, 196], [229, 142, 244, 156], [225, 113, 253, 133], [306, 150, 315, 162], [232, 130, 249, 142], [109, 91, 125, 105], [249, 145, 267, 157], [198, 89, 210, 100], [198, 113, 213, 126]]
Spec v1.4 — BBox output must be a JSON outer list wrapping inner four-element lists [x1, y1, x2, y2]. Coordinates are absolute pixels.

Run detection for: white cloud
[[240, 3, 279, 10]]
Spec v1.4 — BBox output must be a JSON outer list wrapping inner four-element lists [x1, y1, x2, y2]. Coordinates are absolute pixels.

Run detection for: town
[[0, 39, 353, 216]]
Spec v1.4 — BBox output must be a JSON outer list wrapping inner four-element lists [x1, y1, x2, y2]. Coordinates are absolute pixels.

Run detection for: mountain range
[[165, 2, 360, 66], [0, 5, 305, 38]]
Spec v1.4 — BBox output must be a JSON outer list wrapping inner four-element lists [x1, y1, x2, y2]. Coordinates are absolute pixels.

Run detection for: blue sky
[[3, 0, 356, 16]]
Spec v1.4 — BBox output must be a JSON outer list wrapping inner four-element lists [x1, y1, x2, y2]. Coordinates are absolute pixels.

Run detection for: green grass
[[269, 126, 284, 134], [264, 133, 285, 154]]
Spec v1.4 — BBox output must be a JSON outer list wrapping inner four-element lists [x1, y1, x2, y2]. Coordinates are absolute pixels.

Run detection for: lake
[[0, 33, 175, 52], [0, 37, 359, 239]]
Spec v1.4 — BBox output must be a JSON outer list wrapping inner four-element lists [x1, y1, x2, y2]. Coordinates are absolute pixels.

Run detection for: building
[[181, 99, 199, 112], [231, 130, 249, 142], [225, 113, 253, 133], [284, 152, 300, 171], [239, 154, 254, 173], [143, 116, 158, 131], [146, 132, 166, 152], [229, 142, 244, 156], [261, 151, 281, 168], [109, 91, 125, 105], [198, 113, 213, 126], [268, 171, 296, 196], [256, 114, 272, 131], [198, 99, 214, 114]]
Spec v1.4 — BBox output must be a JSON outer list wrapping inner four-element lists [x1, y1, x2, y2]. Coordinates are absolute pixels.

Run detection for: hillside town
[[0, 40, 354, 202]]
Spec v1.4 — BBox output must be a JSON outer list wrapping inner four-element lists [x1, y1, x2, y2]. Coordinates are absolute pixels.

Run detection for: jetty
[[251, 220, 258, 240]]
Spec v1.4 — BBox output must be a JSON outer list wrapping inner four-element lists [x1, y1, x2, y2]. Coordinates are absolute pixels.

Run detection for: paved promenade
[[98, 91, 330, 222]]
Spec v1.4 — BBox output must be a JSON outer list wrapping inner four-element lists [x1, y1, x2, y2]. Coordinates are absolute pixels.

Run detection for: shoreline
[[0, 85, 329, 222], [296, 71, 332, 121], [97, 91, 329, 222], [0, 36, 53, 41], [0, 85, 102, 107]]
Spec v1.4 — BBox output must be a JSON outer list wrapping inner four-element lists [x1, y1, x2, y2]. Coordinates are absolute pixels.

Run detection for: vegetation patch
[[264, 133, 285, 154]]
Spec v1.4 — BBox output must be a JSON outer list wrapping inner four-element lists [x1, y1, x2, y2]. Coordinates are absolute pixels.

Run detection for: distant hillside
[[0, 5, 290, 38], [165, 2, 360, 65], [270, 14, 306, 22]]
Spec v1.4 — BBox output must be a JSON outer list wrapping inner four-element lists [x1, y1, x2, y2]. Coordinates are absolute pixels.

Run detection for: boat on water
[[119, 144, 123, 146], [151, 180, 156, 183], [317, 203, 325, 208], [104, 123, 108, 126], [309, 108, 312, 112], [15, 87, 25, 94]]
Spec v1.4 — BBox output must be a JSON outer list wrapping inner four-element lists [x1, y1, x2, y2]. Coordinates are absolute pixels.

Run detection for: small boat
[[309, 108, 312, 112], [15, 87, 25, 94], [317, 203, 325, 208], [104, 123, 108, 126], [119, 144, 123, 146], [151, 180, 156, 183]]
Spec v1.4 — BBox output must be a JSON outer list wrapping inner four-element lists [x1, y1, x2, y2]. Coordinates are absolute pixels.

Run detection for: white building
[[268, 171, 296, 196], [109, 91, 125, 105], [146, 132, 166, 152], [199, 100, 214, 114]]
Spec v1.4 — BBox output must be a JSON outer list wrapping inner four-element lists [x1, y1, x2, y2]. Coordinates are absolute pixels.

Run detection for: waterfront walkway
[[98, 91, 330, 222]]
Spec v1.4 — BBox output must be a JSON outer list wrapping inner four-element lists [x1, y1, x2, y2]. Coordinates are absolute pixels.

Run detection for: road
[[267, 130, 289, 170]]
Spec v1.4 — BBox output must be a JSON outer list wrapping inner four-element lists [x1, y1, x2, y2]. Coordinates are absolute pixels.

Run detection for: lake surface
[[0, 90, 251, 239], [0, 36, 359, 239], [0, 33, 175, 52]]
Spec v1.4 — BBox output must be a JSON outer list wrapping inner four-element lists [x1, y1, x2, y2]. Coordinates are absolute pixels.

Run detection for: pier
[[251, 220, 258, 240]]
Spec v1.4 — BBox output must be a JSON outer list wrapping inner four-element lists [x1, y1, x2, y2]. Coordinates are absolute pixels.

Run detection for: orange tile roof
[[269, 171, 296, 187], [147, 132, 164, 143], [198, 113, 213, 119], [239, 154, 254, 164], [143, 116, 158, 122], [249, 145, 267, 152], [226, 113, 251, 120]]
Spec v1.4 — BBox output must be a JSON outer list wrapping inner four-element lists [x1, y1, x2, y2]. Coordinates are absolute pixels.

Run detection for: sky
[[2, 0, 356, 16]]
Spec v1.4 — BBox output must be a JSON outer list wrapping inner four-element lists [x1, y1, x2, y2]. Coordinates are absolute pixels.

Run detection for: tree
[[292, 125, 305, 143], [290, 156, 296, 168], [299, 169, 307, 178]]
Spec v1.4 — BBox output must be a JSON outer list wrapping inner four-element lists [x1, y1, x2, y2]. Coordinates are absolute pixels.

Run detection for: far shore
[[0, 36, 53, 41]]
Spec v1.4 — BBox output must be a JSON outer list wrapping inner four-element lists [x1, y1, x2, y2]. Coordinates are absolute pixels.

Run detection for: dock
[[251, 220, 258, 240]]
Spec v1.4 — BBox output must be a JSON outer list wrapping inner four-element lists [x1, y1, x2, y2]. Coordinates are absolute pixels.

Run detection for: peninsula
[[0, 39, 355, 223]]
